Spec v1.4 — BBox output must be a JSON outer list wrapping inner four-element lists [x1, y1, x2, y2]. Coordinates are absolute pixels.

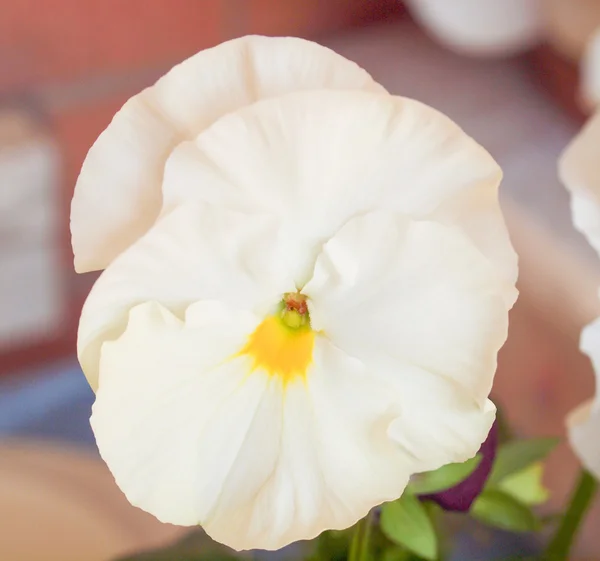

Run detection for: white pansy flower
[[72, 36, 518, 551], [561, 103, 600, 481], [405, 0, 542, 57]]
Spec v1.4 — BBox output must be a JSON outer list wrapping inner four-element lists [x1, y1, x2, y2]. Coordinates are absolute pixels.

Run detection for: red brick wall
[[0, 0, 403, 91], [0, 0, 405, 374]]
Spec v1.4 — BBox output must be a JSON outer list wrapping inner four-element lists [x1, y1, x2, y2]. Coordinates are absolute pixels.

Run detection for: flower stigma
[[238, 292, 314, 383]]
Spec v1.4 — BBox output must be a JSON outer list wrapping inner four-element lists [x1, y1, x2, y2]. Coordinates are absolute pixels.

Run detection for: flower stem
[[348, 510, 374, 561], [544, 469, 598, 561]]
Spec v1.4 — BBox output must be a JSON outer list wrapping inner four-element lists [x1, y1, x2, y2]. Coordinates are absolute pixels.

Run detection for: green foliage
[[498, 462, 550, 506], [408, 454, 482, 495], [488, 438, 559, 484], [474, 438, 555, 535], [381, 493, 438, 561], [115, 528, 241, 561], [307, 529, 352, 561], [494, 404, 514, 445], [471, 489, 540, 533], [380, 547, 413, 561]]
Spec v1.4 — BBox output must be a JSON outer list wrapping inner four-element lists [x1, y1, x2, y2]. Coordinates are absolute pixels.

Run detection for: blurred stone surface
[[0, 438, 185, 561]]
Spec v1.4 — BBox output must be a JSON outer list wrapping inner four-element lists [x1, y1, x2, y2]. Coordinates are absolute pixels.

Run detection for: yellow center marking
[[239, 316, 315, 383]]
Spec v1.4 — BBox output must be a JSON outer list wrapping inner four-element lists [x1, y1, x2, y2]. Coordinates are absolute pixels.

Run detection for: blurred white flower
[[405, 0, 543, 57], [567, 322, 600, 480], [561, 112, 600, 258], [560, 87, 600, 480], [72, 36, 518, 551]]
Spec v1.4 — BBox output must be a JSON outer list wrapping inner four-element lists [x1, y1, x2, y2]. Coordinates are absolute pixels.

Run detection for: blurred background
[[2, 0, 600, 559]]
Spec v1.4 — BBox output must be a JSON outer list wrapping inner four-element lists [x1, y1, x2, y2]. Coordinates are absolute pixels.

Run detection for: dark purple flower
[[421, 421, 498, 512]]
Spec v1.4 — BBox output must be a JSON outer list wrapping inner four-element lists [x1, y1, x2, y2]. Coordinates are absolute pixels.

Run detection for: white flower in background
[[561, 97, 600, 481], [560, 113, 600, 258], [561, 24, 600, 477], [404, 0, 543, 57], [72, 36, 518, 551], [567, 321, 600, 481]]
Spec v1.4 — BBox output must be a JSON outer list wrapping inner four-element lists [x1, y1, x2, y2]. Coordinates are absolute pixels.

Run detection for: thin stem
[[544, 469, 598, 561], [348, 510, 374, 561]]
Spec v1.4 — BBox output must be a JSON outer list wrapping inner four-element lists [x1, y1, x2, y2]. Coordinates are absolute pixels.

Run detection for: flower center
[[238, 293, 314, 383], [280, 292, 310, 329]]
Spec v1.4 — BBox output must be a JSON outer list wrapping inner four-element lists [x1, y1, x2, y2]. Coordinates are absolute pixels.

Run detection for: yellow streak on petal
[[238, 316, 315, 383]]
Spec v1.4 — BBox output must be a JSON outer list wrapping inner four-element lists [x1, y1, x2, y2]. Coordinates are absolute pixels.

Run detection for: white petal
[[92, 303, 410, 549], [203, 377, 328, 551], [582, 27, 600, 111], [71, 36, 385, 273], [71, 96, 177, 273], [405, 0, 543, 56], [386, 367, 497, 472], [567, 399, 600, 480], [560, 110, 600, 256], [567, 319, 600, 480], [91, 301, 276, 529], [93, 302, 413, 551], [211, 338, 414, 550], [162, 90, 517, 292], [303, 340, 413, 510], [78, 203, 295, 390], [91, 267, 497, 551], [304, 211, 513, 406]]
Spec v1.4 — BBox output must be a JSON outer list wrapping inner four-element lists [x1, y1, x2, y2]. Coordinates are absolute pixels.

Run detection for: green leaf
[[497, 462, 550, 506], [494, 402, 514, 444], [381, 546, 412, 561], [409, 454, 482, 495], [470, 489, 540, 533], [488, 438, 559, 484], [381, 492, 438, 561], [308, 529, 352, 561]]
